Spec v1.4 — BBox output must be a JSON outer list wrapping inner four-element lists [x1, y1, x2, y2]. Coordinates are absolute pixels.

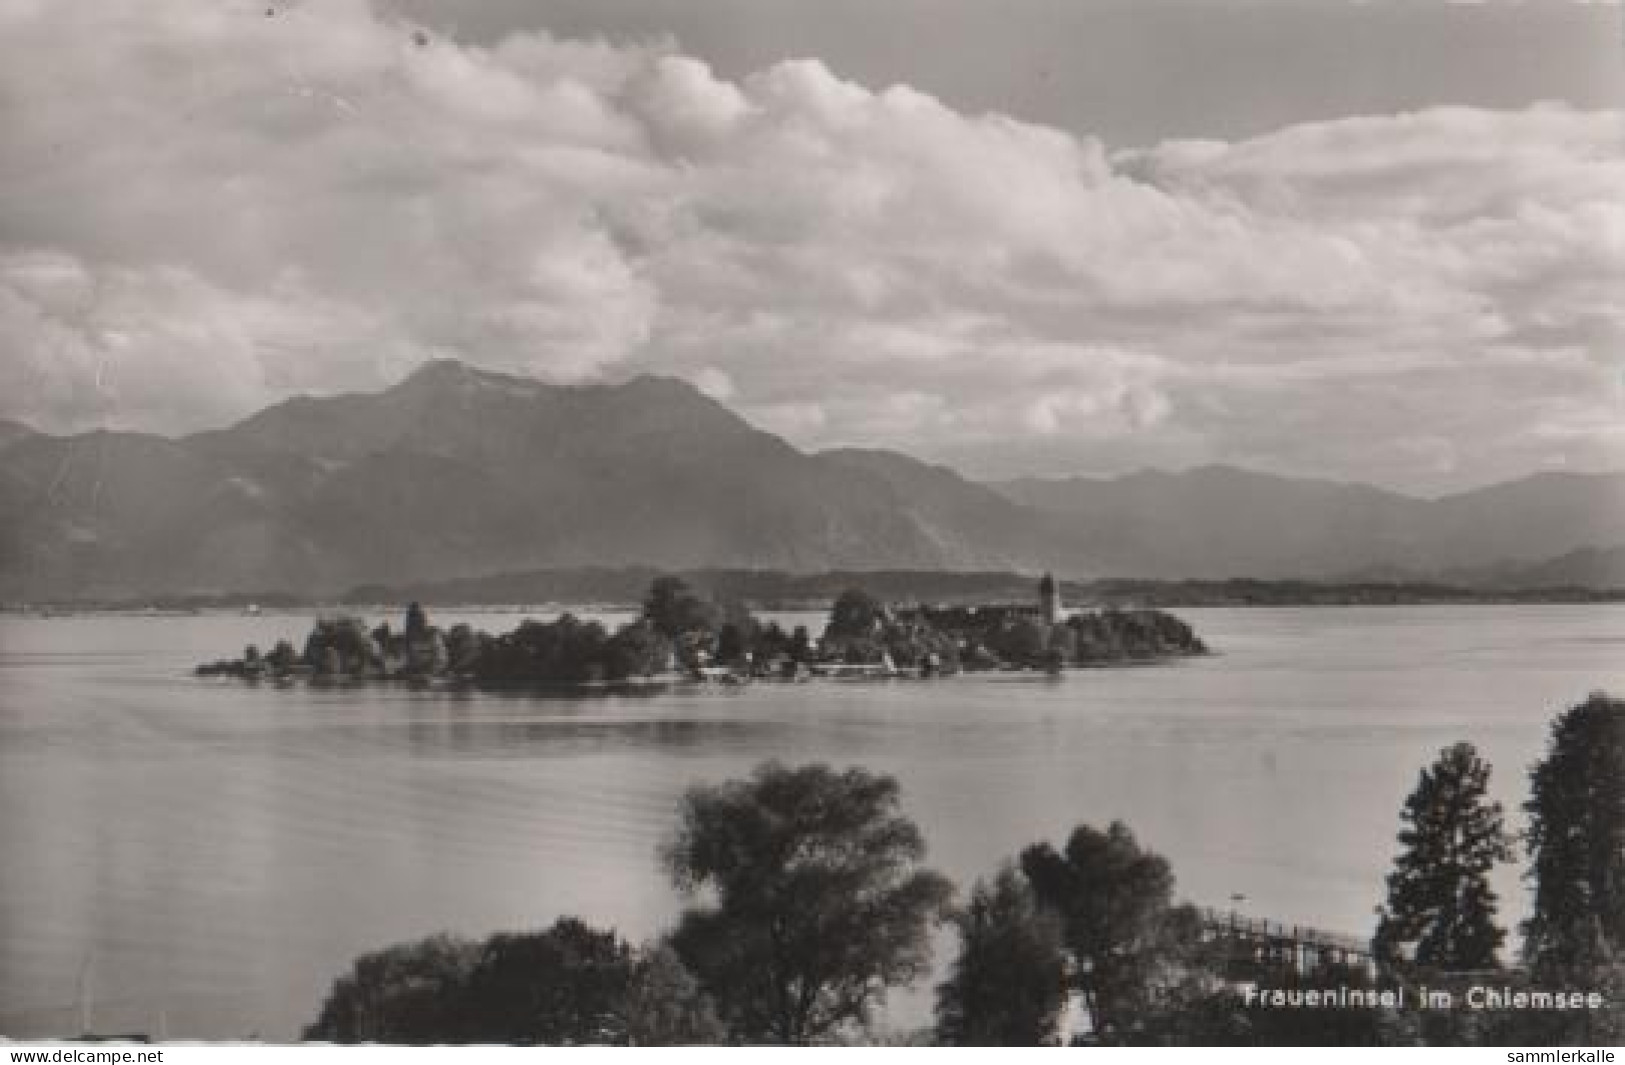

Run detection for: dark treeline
[[341, 567, 1050, 609], [34, 567, 1624, 614], [305, 692, 1625, 1046], [1079, 578, 1625, 608], [344, 570, 1625, 608], [197, 575, 1206, 686]]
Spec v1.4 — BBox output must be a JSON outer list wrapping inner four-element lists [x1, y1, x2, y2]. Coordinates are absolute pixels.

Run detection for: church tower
[[1039, 572, 1061, 625]]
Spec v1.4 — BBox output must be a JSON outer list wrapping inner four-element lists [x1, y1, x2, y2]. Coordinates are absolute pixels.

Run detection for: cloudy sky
[[1, 0, 1620, 493]]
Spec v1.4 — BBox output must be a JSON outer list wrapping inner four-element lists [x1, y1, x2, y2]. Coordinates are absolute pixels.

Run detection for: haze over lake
[[3, 604, 1624, 1040]]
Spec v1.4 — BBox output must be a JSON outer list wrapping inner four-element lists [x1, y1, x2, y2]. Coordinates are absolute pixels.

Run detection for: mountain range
[[1, 360, 1621, 600], [992, 466, 1625, 584]]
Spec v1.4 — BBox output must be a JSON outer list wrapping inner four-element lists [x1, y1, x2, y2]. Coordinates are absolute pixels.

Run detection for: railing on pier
[[1197, 906, 1374, 976]]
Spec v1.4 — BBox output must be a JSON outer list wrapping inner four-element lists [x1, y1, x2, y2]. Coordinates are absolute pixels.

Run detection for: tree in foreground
[[1372, 741, 1512, 976], [1524, 693, 1625, 971], [459, 918, 633, 1044], [1517, 692, 1625, 1043], [305, 922, 733, 1045], [303, 934, 480, 1043], [1020, 821, 1198, 1043], [663, 761, 953, 1044], [934, 865, 1069, 1046], [625, 944, 729, 1046]]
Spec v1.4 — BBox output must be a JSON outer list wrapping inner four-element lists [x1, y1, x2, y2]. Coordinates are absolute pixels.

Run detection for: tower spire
[[1039, 572, 1061, 625]]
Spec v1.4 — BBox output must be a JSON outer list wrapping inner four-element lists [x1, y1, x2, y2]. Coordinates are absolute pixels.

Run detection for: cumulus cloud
[[0, 0, 1619, 490]]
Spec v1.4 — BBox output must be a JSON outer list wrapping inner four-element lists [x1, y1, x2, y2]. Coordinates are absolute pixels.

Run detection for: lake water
[[3, 605, 1624, 1040]]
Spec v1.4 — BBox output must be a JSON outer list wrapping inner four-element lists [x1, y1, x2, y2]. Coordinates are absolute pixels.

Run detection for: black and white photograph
[[1, 0, 1622, 1049]]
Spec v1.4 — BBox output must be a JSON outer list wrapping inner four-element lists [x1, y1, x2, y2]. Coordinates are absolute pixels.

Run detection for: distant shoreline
[[7, 573, 1624, 617], [8, 597, 1625, 619]]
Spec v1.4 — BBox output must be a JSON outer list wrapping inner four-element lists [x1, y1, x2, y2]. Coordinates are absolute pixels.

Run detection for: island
[[196, 573, 1207, 688]]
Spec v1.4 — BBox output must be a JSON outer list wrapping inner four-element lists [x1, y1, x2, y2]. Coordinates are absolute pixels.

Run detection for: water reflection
[[399, 715, 790, 758]]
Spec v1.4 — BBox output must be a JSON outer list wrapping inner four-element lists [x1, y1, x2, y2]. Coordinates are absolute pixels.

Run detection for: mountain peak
[[404, 357, 474, 380], [618, 372, 717, 402], [395, 358, 539, 396], [394, 362, 715, 410], [0, 418, 41, 454], [1118, 464, 1324, 487]]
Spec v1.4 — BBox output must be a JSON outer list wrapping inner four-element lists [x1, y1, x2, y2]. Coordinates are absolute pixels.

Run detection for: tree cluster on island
[[196, 575, 1207, 686], [303, 692, 1625, 1046]]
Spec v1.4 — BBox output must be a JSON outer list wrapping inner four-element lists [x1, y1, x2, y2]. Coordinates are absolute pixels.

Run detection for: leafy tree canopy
[[1523, 692, 1625, 977], [663, 761, 952, 1044], [643, 576, 723, 640], [1020, 821, 1196, 1043], [626, 943, 729, 1046], [934, 864, 1068, 1046], [461, 918, 633, 1045], [825, 588, 886, 640], [303, 934, 480, 1044]]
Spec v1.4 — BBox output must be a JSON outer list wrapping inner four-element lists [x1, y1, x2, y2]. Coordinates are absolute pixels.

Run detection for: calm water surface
[[3, 605, 1624, 1038]]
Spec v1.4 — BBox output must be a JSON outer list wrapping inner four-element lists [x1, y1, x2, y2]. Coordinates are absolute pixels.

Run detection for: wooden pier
[[1197, 907, 1374, 978]]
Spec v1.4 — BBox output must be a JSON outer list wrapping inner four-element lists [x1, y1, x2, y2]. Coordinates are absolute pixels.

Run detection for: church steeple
[[1039, 572, 1061, 625]]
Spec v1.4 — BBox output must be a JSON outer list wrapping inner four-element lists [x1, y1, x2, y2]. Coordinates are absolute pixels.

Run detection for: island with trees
[[196, 573, 1208, 688]]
